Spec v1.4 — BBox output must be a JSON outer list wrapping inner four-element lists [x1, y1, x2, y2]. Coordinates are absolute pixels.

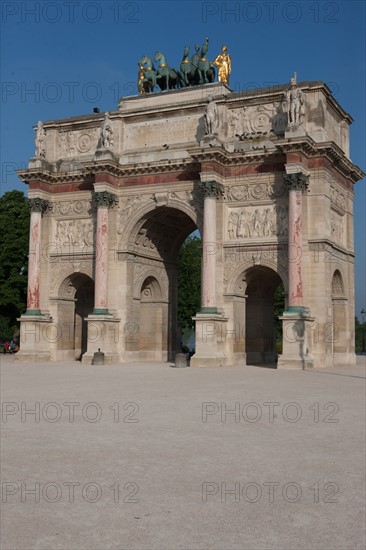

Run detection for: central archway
[[125, 204, 201, 362]]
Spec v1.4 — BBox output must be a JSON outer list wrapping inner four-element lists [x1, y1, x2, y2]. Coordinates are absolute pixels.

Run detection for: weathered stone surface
[[16, 81, 364, 367]]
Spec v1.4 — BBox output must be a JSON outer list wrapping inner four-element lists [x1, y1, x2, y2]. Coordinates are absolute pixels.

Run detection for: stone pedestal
[[200, 135, 222, 148], [82, 315, 121, 364], [278, 315, 315, 369], [15, 314, 53, 362], [190, 314, 229, 367]]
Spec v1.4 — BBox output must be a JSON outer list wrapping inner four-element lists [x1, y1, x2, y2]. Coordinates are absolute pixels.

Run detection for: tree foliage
[[177, 235, 201, 330], [0, 190, 30, 338], [355, 316, 366, 353]]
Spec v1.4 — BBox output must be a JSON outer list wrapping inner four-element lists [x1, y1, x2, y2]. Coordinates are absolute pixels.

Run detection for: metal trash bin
[[174, 353, 188, 368], [92, 349, 105, 365]]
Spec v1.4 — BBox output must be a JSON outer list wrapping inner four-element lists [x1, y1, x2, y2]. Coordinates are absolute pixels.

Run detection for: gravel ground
[[1, 355, 365, 550]]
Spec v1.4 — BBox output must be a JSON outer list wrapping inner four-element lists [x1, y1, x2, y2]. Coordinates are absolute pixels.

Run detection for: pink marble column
[[25, 198, 49, 315], [284, 173, 309, 314], [200, 181, 223, 313], [92, 191, 116, 314]]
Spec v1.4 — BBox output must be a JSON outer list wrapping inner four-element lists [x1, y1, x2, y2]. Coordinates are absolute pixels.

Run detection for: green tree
[[355, 316, 366, 353], [177, 235, 201, 330], [0, 190, 30, 338]]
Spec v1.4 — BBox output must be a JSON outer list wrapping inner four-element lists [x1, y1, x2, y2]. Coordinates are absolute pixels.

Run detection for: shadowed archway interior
[[245, 266, 283, 365], [127, 206, 199, 361]]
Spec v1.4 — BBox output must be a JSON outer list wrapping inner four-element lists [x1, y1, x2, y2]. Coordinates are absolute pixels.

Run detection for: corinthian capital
[[284, 172, 309, 192], [199, 180, 224, 199], [28, 198, 51, 214], [92, 191, 118, 208]]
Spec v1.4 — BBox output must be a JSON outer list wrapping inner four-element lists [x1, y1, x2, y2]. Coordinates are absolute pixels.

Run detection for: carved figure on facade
[[98, 112, 114, 150], [228, 104, 275, 140], [117, 196, 142, 234], [330, 186, 346, 210], [204, 96, 219, 136], [331, 212, 344, 244], [285, 73, 305, 127], [227, 205, 288, 239], [35, 121, 46, 158], [55, 219, 94, 248]]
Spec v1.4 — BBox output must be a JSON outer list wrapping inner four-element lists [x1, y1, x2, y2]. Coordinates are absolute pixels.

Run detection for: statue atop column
[[98, 112, 114, 150], [35, 121, 46, 158], [212, 44, 232, 86], [285, 72, 305, 127], [204, 96, 219, 136]]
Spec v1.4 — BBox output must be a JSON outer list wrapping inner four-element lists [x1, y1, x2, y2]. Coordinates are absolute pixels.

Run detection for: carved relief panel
[[55, 219, 94, 249], [227, 204, 288, 240], [57, 127, 100, 159], [331, 210, 344, 244]]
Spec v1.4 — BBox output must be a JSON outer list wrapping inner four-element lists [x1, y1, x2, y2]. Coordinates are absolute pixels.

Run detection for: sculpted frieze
[[330, 185, 346, 211], [227, 204, 288, 240], [55, 219, 94, 248], [331, 211, 344, 244], [58, 128, 99, 158], [225, 179, 286, 202], [53, 199, 93, 216]]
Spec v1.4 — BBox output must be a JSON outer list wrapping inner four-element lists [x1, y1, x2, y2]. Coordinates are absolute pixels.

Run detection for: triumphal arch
[[16, 52, 364, 368]]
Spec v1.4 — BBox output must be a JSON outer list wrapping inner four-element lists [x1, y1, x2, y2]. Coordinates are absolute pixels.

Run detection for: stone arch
[[228, 263, 285, 365], [228, 258, 288, 298], [53, 271, 94, 360], [331, 268, 347, 355], [332, 269, 344, 296], [123, 204, 200, 362], [138, 275, 168, 361], [118, 197, 202, 251], [50, 263, 94, 299]]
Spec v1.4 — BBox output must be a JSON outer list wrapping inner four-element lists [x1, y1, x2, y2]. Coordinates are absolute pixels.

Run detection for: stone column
[[16, 197, 52, 362], [92, 191, 116, 315], [278, 172, 314, 369], [25, 198, 50, 315], [82, 190, 120, 364], [284, 172, 309, 314], [200, 180, 223, 313], [190, 179, 229, 367]]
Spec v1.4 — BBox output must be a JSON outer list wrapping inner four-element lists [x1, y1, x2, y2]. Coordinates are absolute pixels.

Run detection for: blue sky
[[1, 0, 365, 314]]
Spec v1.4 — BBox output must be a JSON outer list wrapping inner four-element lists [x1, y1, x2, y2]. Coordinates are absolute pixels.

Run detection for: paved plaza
[[1, 355, 365, 550]]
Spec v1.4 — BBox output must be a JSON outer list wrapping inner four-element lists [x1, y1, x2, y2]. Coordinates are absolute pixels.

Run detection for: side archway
[[54, 272, 94, 360], [230, 265, 285, 365], [331, 269, 347, 355]]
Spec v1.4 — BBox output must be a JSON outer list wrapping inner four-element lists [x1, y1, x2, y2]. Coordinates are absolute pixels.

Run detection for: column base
[[282, 305, 310, 316], [190, 313, 229, 367], [278, 313, 314, 370], [91, 308, 111, 315], [15, 313, 53, 362], [199, 306, 220, 314], [83, 315, 121, 364], [23, 309, 42, 316]]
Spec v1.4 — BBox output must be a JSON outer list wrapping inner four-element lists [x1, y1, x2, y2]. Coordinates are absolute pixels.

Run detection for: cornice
[[276, 137, 365, 183]]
